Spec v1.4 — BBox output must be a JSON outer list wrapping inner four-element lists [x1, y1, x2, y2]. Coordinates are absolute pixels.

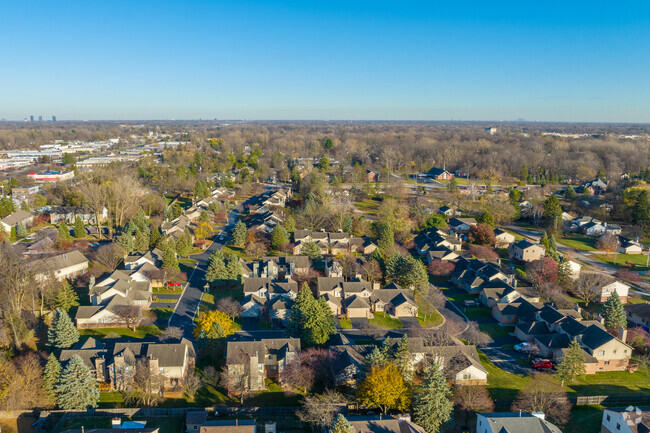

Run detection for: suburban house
[[50, 206, 108, 225], [161, 215, 194, 240], [447, 217, 477, 237], [372, 287, 418, 318], [508, 239, 545, 262], [347, 416, 427, 433], [579, 178, 608, 196], [452, 257, 515, 295], [241, 278, 298, 318], [421, 166, 453, 181], [185, 415, 256, 433], [601, 407, 650, 433], [0, 209, 34, 233], [596, 280, 630, 304], [493, 229, 515, 248], [619, 237, 644, 254], [625, 303, 650, 329], [480, 285, 538, 308], [438, 205, 455, 217], [33, 250, 89, 282], [11, 185, 39, 202], [415, 228, 463, 256], [224, 338, 301, 391], [59, 337, 196, 391], [240, 256, 310, 279], [476, 412, 562, 433], [349, 236, 379, 255], [124, 248, 164, 270], [293, 230, 352, 255], [568, 216, 621, 237]]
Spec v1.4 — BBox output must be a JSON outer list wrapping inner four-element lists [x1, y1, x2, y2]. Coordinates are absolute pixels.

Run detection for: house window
[[598, 350, 605, 356], [617, 423, 620, 430], [463, 374, 471, 380], [194, 426, 198, 430], [604, 361, 610, 365], [613, 349, 617, 354], [606, 415, 610, 422]]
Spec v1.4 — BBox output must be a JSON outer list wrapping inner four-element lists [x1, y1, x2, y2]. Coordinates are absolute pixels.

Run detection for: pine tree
[[300, 241, 322, 260], [206, 250, 227, 285], [20, 200, 30, 212], [565, 185, 577, 200], [271, 225, 289, 249], [287, 284, 336, 346], [149, 225, 162, 248], [162, 244, 180, 272], [56, 355, 100, 410], [481, 210, 495, 228], [115, 233, 135, 253], [521, 165, 529, 182], [134, 228, 150, 253], [175, 231, 192, 256], [225, 255, 243, 284], [632, 191, 650, 227], [330, 414, 352, 433], [556, 337, 586, 385], [73, 216, 85, 238], [557, 257, 573, 289], [54, 280, 79, 312], [232, 221, 247, 246], [199, 210, 210, 223], [447, 177, 458, 192], [58, 222, 71, 240], [546, 234, 559, 260], [135, 207, 147, 231], [48, 309, 79, 349], [43, 353, 62, 402], [375, 221, 394, 251], [602, 292, 627, 331], [405, 256, 429, 291], [540, 231, 550, 251], [394, 335, 412, 381], [365, 346, 387, 370], [284, 215, 296, 233], [15, 221, 27, 238], [412, 363, 453, 433]]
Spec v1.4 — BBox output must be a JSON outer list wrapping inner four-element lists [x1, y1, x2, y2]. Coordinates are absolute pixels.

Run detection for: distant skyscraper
[[38, 115, 42, 122], [29, 115, 34, 122], [52, 115, 56, 122]]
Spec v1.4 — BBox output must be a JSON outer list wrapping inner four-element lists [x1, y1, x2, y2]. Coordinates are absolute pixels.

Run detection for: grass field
[[464, 306, 493, 319], [339, 318, 353, 329], [593, 253, 650, 271], [354, 198, 381, 216], [559, 235, 598, 251], [222, 245, 254, 260], [479, 350, 531, 400], [153, 286, 183, 295], [152, 307, 174, 322], [565, 405, 605, 433], [369, 312, 403, 329], [79, 325, 162, 339], [479, 323, 514, 338]]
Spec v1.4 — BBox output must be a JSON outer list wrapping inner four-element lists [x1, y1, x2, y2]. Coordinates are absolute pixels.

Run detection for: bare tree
[[158, 326, 184, 342], [183, 371, 202, 401], [572, 273, 610, 306], [512, 375, 571, 426], [361, 260, 383, 284], [0, 244, 36, 347], [453, 385, 495, 429], [113, 305, 143, 331], [216, 297, 242, 319], [220, 352, 251, 404], [94, 243, 125, 271], [462, 321, 494, 347], [202, 365, 220, 387], [127, 358, 164, 407], [79, 182, 109, 240], [597, 233, 618, 256], [297, 389, 347, 433]]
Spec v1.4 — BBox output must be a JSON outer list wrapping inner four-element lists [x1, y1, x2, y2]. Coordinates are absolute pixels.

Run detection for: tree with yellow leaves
[[357, 363, 410, 414], [195, 221, 214, 240], [194, 310, 234, 339]]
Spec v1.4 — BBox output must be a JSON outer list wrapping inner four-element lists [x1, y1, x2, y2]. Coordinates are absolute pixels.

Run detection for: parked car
[[463, 300, 479, 308], [167, 281, 182, 287], [531, 358, 554, 370], [514, 342, 532, 352]]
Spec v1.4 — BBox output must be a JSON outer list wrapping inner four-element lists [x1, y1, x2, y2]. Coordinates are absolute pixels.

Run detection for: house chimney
[[111, 418, 121, 428], [618, 326, 627, 342]]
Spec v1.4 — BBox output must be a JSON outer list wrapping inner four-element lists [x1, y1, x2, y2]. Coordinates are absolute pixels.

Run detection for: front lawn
[[479, 350, 531, 400], [79, 325, 162, 340], [464, 306, 493, 319], [559, 235, 598, 252], [153, 286, 183, 295], [221, 245, 253, 260], [444, 291, 478, 303], [593, 253, 650, 271], [339, 318, 353, 329], [152, 308, 174, 322], [245, 381, 304, 407], [478, 323, 514, 338], [565, 405, 605, 433], [414, 292, 443, 327], [369, 312, 403, 329]]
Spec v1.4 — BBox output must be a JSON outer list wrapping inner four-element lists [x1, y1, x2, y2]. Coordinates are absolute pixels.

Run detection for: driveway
[[481, 346, 535, 375], [350, 318, 371, 329], [399, 317, 421, 328], [241, 317, 260, 331]]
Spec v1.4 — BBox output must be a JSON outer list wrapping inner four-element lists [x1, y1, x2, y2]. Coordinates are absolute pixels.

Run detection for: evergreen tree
[[48, 309, 79, 349], [58, 222, 71, 240], [342, 214, 354, 234], [175, 231, 192, 256], [365, 346, 387, 370], [284, 215, 296, 233], [54, 280, 79, 312], [206, 250, 227, 285], [15, 221, 27, 238], [116, 233, 135, 253], [20, 200, 30, 212], [162, 244, 180, 272], [481, 210, 495, 228], [547, 234, 559, 260], [556, 337, 586, 385], [544, 195, 562, 229], [0, 195, 16, 217], [56, 355, 100, 410], [330, 414, 352, 433], [540, 231, 550, 251], [565, 185, 577, 200], [521, 165, 529, 182], [149, 225, 162, 248], [199, 210, 210, 223], [394, 335, 412, 381], [271, 225, 289, 250], [134, 228, 150, 253], [557, 257, 573, 289], [375, 221, 394, 251], [43, 353, 62, 402], [413, 363, 453, 433], [287, 284, 336, 346], [597, 162, 606, 180], [225, 255, 243, 284], [123, 220, 138, 235], [602, 292, 627, 331], [73, 216, 85, 238], [135, 207, 147, 231], [300, 241, 322, 260], [632, 191, 650, 227], [405, 256, 430, 291], [232, 221, 247, 246], [447, 177, 458, 192]]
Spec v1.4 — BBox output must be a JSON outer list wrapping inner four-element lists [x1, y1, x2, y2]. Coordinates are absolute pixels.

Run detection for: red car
[[531, 358, 554, 370], [167, 282, 182, 287]]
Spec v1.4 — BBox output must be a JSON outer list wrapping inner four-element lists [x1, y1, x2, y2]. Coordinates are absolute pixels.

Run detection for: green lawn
[[444, 291, 478, 302], [369, 312, 403, 329], [464, 306, 493, 319], [79, 325, 162, 339], [593, 253, 650, 271], [503, 229, 525, 242], [417, 312, 444, 328], [245, 381, 304, 406], [414, 292, 444, 327], [354, 199, 381, 216], [479, 350, 531, 400], [222, 245, 253, 260], [479, 323, 514, 338], [339, 318, 353, 329], [153, 286, 183, 295], [559, 235, 598, 251], [565, 405, 605, 433], [152, 308, 174, 322]]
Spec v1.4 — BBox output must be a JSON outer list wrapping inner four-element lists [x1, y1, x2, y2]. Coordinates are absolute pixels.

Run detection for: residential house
[[601, 407, 650, 433], [422, 167, 453, 181], [124, 248, 164, 270], [344, 296, 373, 318], [50, 206, 107, 225], [597, 280, 630, 304], [293, 230, 352, 255], [240, 294, 266, 318], [372, 287, 418, 318], [33, 250, 89, 282], [508, 239, 545, 262], [476, 412, 562, 433], [438, 205, 455, 217], [349, 236, 379, 255], [626, 303, 650, 329], [224, 338, 300, 391], [196, 420, 256, 433], [161, 215, 193, 240], [580, 178, 608, 196], [480, 285, 538, 308], [452, 257, 514, 294], [11, 185, 39, 202], [492, 298, 544, 325], [447, 217, 477, 237], [619, 237, 644, 254], [493, 229, 515, 248], [268, 297, 294, 324], [0, 209, 34, 232], [241, 278, 298, 318], [347, 416, 427, 433], [240, 256, 310, 279]]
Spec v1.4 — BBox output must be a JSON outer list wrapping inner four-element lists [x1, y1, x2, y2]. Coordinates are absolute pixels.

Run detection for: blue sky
[[1, 1, 649, 122]]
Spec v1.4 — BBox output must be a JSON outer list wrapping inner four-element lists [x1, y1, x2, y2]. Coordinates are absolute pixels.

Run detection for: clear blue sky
[[1, 1, 649, 122]]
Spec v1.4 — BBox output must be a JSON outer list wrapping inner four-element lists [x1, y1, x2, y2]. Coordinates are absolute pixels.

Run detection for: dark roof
[[515, 321, 550, 336], [535, 333, 570, 350], [538, 305, 567, 324], [425, 167, 451, 177], [626, 303, 650, 322], [477, 413, 562, 433], [579, 324, 617, 350]]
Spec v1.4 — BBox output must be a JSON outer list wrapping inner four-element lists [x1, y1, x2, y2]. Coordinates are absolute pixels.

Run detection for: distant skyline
[[1, 1, 649, 122]]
